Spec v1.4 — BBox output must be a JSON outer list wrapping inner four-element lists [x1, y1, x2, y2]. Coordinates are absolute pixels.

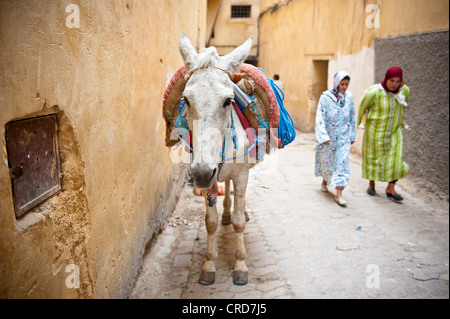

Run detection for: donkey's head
[[179, 32, 253, 190]]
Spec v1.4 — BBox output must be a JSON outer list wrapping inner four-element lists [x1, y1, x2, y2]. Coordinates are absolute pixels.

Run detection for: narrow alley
[[1, 0, 448, 300], [130, 132, 449, 299]]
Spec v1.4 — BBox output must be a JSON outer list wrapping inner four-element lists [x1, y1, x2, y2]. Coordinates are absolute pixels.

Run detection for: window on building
[[231, 5, 251, 18]]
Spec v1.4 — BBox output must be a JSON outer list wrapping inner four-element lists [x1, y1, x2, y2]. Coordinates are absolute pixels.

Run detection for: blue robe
[[315, 90, 356, 188]]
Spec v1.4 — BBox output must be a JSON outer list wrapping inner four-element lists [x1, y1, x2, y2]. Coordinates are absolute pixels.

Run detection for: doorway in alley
[[308, 60, 328, 130]]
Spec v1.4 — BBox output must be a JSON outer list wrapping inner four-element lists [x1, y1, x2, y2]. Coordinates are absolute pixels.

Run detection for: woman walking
[[358, 66, 410, 202], [315, 71, 356, 206]]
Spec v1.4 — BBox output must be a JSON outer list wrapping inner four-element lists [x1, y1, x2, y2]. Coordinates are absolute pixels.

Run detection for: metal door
[[5, 115, 62, 218]]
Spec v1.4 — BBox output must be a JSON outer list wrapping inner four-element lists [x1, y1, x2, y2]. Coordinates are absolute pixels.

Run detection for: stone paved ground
[[129, 132, 449, 299]]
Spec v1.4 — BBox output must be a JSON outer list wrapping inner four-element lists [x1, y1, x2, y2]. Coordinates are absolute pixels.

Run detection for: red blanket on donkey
[[162, 63, 280, 152]]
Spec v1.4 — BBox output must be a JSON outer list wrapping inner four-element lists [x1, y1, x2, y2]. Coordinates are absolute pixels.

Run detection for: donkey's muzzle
[[191, 164, 218, 190]]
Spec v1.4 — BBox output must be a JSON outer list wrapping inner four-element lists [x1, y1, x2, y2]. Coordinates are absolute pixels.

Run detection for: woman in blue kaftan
[[315, 71, 356, 206]]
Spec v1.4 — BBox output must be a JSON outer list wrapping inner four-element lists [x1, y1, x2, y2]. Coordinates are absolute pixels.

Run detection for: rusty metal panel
[[5, 115, 62, 218]]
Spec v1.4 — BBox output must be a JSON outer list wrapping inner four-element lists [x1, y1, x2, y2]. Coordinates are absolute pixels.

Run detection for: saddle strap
[[232, 102, 256, 158]]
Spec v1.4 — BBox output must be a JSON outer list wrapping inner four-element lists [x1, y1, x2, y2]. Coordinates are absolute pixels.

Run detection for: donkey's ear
[[220, 36, 253, 75], [179, 31, 198, 72]]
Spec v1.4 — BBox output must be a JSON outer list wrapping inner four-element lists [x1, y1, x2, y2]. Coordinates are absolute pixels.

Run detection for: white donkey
[[179, 32, 256, 285]]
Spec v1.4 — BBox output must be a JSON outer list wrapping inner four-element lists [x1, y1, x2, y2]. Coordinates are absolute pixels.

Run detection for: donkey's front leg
[[199, 193, 218, 285], [232, 171, 249, 285]]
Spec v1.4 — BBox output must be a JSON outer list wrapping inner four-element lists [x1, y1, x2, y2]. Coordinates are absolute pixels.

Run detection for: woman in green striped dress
[[358, 66, 410, 202]]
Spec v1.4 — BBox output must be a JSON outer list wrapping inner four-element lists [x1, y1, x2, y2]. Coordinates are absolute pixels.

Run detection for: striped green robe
[[358, 84, 410, 182]]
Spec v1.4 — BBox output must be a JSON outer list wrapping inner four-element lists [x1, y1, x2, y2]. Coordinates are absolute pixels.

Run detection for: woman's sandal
[[386, 192, 403, 202], [367, 188, 376, 196]]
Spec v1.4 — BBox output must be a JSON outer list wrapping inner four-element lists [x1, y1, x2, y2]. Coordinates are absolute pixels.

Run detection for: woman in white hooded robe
[[315, 71, 356, 206]]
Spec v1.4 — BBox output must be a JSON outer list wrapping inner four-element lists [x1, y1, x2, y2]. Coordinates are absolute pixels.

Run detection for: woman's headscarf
[[332, 71, 350, 107], [381, 66, 404, 94]]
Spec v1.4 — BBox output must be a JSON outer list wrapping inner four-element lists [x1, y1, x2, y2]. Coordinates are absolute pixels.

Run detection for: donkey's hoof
[[221, 215, 232, 225], [233, 271, 248, 286], [245, 211, 250, 222], [199, 271, 215, 285]]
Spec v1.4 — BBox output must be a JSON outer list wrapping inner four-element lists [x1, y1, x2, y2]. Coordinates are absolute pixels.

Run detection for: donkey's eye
[[223, 98, 233, 108]]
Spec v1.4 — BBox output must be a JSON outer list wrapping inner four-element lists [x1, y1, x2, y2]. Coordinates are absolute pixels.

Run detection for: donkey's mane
[[196, 47, 221, 69]]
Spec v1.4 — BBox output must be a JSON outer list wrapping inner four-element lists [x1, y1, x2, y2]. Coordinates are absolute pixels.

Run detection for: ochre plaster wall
[[207, 0, 259, 57], [258, 0, 377, 132], [0, 0, 206, 298], [376, 0, 449, 38], [258, 0, 448, 134]]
